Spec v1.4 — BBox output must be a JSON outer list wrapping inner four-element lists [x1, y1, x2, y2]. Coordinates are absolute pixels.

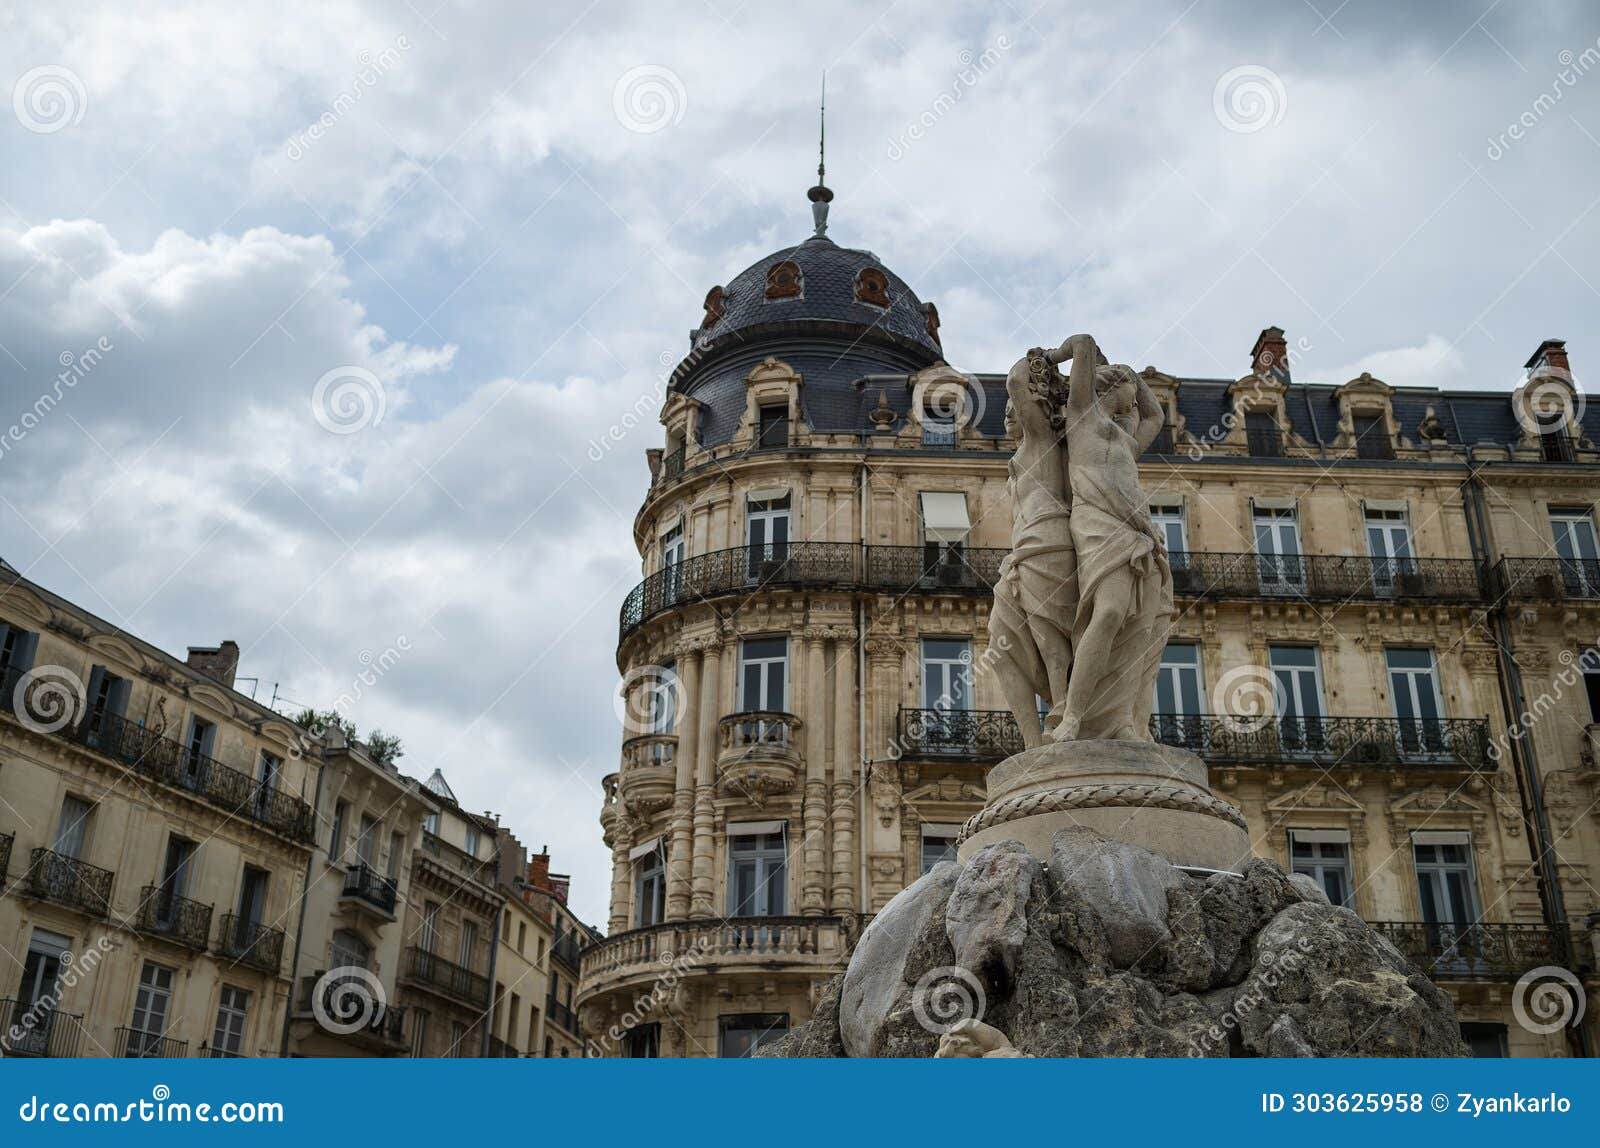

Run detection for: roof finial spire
[[806, 72, 833, 239]]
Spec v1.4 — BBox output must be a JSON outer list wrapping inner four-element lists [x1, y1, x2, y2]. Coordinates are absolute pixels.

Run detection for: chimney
[[185, 640, 240, 689], [527, 846, 551, 892], [1525, 339, 1571, 380], [1250, 326, 1291, 384]]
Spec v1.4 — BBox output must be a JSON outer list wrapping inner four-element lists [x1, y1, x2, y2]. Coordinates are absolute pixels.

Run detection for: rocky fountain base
[[763, 827, 1466, 1058]]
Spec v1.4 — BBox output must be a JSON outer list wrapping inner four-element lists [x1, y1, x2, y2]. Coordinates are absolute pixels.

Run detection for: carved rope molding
[[956, 782, 1249, 844]]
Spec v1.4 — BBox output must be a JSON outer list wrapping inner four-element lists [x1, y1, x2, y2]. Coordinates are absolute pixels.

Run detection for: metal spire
[[806, 72, 833, 238]]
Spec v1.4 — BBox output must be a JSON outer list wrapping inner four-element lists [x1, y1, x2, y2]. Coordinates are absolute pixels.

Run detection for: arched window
[[854, 267, 890, 307], [764, 261, 802, 300], [701, 285, 726, 329]]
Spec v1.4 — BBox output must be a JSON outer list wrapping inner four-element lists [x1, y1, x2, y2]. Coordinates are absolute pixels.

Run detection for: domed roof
[[694, 234, 943, 361]]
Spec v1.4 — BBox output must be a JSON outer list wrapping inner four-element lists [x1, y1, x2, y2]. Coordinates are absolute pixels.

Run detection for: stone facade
[[577, 219, 1600, 1058]]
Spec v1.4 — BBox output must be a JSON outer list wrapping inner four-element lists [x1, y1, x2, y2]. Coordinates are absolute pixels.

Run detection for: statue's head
[[1003, 399, 1020, 438], [1094, 364, 1139, 422]]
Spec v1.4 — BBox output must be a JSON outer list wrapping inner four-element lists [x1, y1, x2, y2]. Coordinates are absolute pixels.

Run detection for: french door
[[1254, 507, 1305, 594], [1414, 838, 1483, 970], [1269, 646, 1326, 753], [1151, 643, 1204, 745], [659, 523, 684, 606], [738, 637, 789, 745], [1151, 504, 1188, 571], [126, 963, 174, 1057], [1388, 648, 1446, 757], [1365, 508, 1414, 596], [1551, 511, 1600, 596], [745, 496, 791, 581], [921, 638, 974, 750]]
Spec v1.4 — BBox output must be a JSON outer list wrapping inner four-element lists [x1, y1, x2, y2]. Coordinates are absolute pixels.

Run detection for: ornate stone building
[[576, 192, 1600, 1058]]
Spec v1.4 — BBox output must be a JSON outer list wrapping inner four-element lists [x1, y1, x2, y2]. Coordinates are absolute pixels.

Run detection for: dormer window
[[757, 405, 789, 449], [1541, 422, 1575, 462], [1352, 414, 1394, 460], [764, 261, 801, 300], [854, 267, 890, 307], [702, 286, 726, 329], [1245, 412, 1282, 457]]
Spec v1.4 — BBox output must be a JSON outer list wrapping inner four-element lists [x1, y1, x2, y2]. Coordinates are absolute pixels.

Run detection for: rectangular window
[[255, 751, 281, 819], [1387, 648, 1446, 757], [1461, 1022, 1508, 1058], [126, 963, 174, 1056], [387, 830, 405, 878], [410, 1009, 429, 1057], [744, 494, 791, 578], [1288, 830, 1352, 907], [623, 1023, 661, 1058], [1149, 500, 1187, 565], [650, 662, 678, 739], [157, 836, 197, 923], [727, 827, 787, 917], [919, 492, 972, 582], [184, 715, 216, 769], [1245, 412, 1282, 457], [1352, 414, 1394, 460], [237, 865, 269, 927], [517, 921, 527, 954], [0, 622, 39, 678], [1550, 510, 1599, 596], [18, 929, 71, 1013], [1253, 505, 1304, 594], [464, 823, 481, 857], [921, 404, 957, 447], [83, 666, 131, 739], [460, 920, 480, 970], [920, 638, 973, 712], [920, 827, 959, 875], [422, 811, 439, 837], [1364, 506, 1414, 596], [718, 1013, 789, 1057], [634, 843, 666, 928], [211, 986, 250, 1058], [356, 815, 378, 866], [1269, 645, 1326, 752], [421, 902, 440, 954], [1152, 642, 1204, 744], [329, 801, 349, 861], [659, 522, 685, 605], [54, 794, 93, 859], [756, 405, 789, 449], [1413, 834, 1480, 930], [738, 637, 790, 745]]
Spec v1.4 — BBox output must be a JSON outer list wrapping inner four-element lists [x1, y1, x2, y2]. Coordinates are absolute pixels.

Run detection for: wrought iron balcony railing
[[217, 913, 285, 974], [1370, 921, 1589, 981], [620, 542, 860, 637], [134, 885, 213, 950], [0, 999, 86, 1057], [1168, 552, 1483, 603], [0, 665, 315, 843], [1492, 556, 1600, 602], [340, 863, 398, 914], [25, 848, 113, 917], [1247, 425, 1284, 457], [897, 707, 1025, 761], [115, 1026, 189, 1058], [657, 447, 685, 484], [400, 945, 491, 1008], [300, 973, 406, 1045], [864, 545, 1008, 594], [1151, 714, 1493, 771]]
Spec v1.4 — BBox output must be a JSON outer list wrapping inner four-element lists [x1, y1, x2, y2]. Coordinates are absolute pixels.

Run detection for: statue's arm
[[1057, 334, 1098, 418], [1132, 374, 1164, 454]]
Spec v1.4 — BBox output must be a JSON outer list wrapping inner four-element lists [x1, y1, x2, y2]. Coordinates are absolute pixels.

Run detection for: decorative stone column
[[667, 643, 700, 920], [801, 627, 828, 916], [690, 635, 724, 917], [829, 628, 857, 914], [607, 816, 634, 935]]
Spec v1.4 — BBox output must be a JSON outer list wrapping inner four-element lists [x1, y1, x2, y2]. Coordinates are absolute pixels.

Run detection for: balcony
[[0, 670, 315, 843], [716, 712, 803, 802], [25, 848, 113, 917], [1246, 424, 1284, 457], [865, 545, 1006, 594], [419, 830, 498, 889], [1151, 714, 1493, 772], [400, 945, 491, 1008], [1492, 556, 1600, 602], [1371, 921, 1590, 981], [657, 446, 685, 485], [620, 542, 860, 639], [1169, 552, 1483, 604], [579, 916, 849, 1003], [340, 863, 399, 917], [618, 734, 677, 816], [217, 913, 285, 974], [0, 999, 86, 1057], [897, 707, 1024, 762], [115, 1026, 189, 1058], [134, 885, 213, 950], [298, 973, 407, 1049]]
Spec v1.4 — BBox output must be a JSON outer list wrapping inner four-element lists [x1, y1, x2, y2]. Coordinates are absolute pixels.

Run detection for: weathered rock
[[1232, 902, 1467, 1057], [945, 840, 1040, 991], [1266, 1014, 1317, 1057], [1193, 858, 1303, 984], [838, 860, 962, 1058], [1288, 873, 1330, 905], [756, 975, 846, 1058], [1049, 826, 1179, 968]]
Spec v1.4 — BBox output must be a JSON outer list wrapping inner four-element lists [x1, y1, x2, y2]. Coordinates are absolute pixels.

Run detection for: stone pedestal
[[958, 739, 1251, 872]]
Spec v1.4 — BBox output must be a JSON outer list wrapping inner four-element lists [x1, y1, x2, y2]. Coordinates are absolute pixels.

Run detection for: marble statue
[[988, 334, 1173, 744]]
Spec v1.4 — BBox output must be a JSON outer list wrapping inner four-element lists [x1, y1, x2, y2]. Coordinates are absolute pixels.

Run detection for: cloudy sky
[[2, 1, 1597, 925]]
